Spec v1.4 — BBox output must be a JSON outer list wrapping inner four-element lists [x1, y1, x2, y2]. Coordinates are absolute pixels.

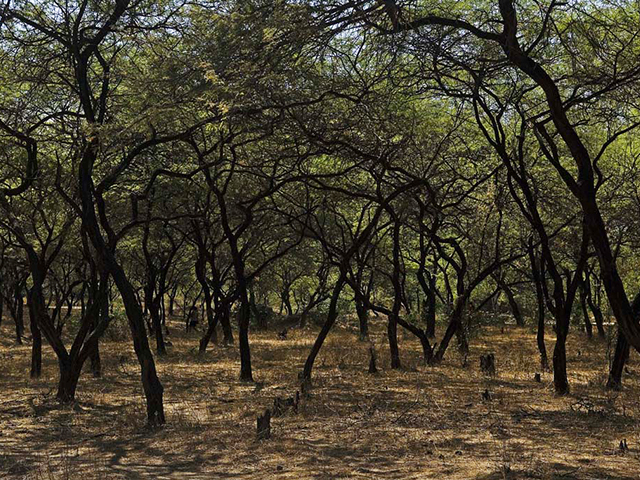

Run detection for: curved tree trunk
[[607, 331, 629, 391], [502, 284, 524, 327], [431, 295, 467, 364], [302, 277, 345, 380]]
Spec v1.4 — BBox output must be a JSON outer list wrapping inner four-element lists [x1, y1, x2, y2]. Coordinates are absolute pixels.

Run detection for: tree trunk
[[503, 284, 524, 327], [388, 220, 402, 369], [168, 285, 177, 316], [150, 299, 166, 356], [302, 277, 345, 380], [605, 293, 640, 389], [219, 303, 234, 345], [56, 359, 83, 404], [388, 312, 401, 369], [537, 304, 548, 371], [431, 296, 467, 364], [552, 313, 570, 395], [27, 296, 42, 378], [199, 312, 219, 353], [528, 246, 548, 369], [282, 287, 293, 317], [585, 276, 605, 338], [426, 273, 436, 338], [90, 298, 107, 378], [355, 297, 369, 340], [580, 284, 593, 339], [238, 294, 253, 381], [14, 289, 24, 344], [607, 331, 629, 390]]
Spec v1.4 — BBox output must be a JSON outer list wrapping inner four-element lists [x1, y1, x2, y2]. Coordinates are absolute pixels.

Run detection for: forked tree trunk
[[56, 358, 83, 403]]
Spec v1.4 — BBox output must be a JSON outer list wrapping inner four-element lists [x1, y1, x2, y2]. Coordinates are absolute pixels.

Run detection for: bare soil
[[1, 318, 639, 479]]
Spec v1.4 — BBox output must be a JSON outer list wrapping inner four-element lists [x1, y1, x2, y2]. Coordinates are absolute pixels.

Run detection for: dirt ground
[[1, 316, 639, 480]]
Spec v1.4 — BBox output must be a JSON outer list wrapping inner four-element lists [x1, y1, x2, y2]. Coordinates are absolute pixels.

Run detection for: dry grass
[[1, 316, 640, 480]]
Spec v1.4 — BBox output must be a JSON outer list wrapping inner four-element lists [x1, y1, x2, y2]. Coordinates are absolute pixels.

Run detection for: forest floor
[[1, 316, 640, 480]]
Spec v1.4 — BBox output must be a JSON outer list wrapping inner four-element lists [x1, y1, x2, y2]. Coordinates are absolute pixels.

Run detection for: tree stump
[[273, 391, 299, 417], [482, 389, 492, 401], [480, 353, 496, 376], [534, 373, 541, 383], [368, 346, 378, 374], [257, 408, 271, 440]]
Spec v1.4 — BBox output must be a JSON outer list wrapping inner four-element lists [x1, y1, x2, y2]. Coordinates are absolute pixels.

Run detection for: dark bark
[[529, 247, 548, 370], [388, 220, 402, 369], [606, 293, 640, 389], [56, 358, 83, 403], [607, 331, 629, 391], [552, 314, 570, 395], [495, 0, 640, 355], [355, 297, 369, 340], [238, 284, 253, 381], [199, 312, 219, 353], [168, 286, 177, 316], [431, 296, 467, 364], [27, 293, 42, 378], [502, 283, 524, 327], [302, 275, 346, 380], [90, 297, 107, 378], [13, 285, 24, 344], [219, 304, 234, 345], [584, 269, 605, 338], [426, 272, 436, 338], [580, 282, 593, 339], [281, 287, 293, 317]]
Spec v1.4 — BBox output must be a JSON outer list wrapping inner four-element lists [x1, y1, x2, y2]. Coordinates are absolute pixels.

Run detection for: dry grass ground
[[1, 316, 640, 480]]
